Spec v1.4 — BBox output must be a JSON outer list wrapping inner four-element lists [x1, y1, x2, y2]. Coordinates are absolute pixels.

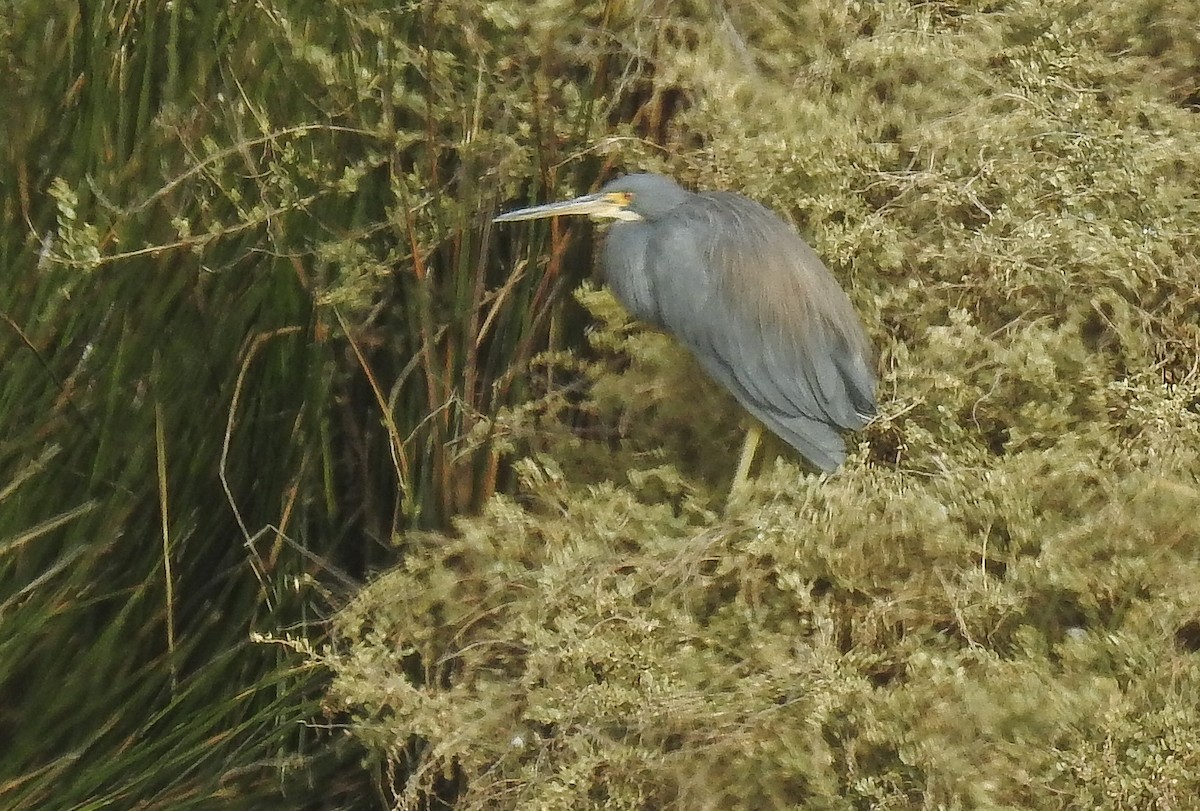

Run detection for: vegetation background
[[2, 0, 1198, 809]]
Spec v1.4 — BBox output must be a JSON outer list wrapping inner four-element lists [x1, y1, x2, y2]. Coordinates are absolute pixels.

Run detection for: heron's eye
[[606, 192, 634, 207]]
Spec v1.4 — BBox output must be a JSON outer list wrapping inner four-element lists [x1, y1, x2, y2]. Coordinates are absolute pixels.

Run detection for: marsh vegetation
[[3, 1, 1198, 808]]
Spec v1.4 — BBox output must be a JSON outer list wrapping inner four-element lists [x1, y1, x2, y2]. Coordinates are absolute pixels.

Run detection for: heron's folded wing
[[649, 198, 875, 470]]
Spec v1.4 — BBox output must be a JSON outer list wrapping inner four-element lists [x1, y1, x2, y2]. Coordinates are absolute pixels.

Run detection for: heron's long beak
[[493, 192, 638, 223]]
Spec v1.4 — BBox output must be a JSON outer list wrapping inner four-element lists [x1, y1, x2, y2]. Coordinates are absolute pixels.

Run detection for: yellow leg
[[728, 422, 762, 510]]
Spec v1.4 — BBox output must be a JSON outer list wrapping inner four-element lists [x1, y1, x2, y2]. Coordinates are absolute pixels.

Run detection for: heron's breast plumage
[[601, 221, 666, 328]]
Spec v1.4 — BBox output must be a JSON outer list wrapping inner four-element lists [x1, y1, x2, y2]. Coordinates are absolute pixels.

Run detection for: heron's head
[[493, 173, 690, 225]]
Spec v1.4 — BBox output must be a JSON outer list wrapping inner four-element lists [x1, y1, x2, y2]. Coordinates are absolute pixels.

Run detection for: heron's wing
[[649, 194, 876, 471]]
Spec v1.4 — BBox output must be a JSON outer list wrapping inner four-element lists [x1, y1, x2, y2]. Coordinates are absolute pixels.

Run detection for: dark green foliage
[[323, 0, 1200, 808], [2, 0, 671, 808]]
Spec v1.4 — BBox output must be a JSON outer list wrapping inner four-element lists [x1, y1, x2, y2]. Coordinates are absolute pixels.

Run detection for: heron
[[493, 173, 876, 490]]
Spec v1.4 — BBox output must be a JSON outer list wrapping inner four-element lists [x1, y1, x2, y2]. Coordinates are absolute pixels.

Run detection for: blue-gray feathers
[[597, 174, 876, 472]]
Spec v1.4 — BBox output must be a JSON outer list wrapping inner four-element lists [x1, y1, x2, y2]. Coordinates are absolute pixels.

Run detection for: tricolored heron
[[494, 173, 876, 487]]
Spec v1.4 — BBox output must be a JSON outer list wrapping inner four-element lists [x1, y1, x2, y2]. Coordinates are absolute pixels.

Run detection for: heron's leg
[[728, 422, 762, 509]]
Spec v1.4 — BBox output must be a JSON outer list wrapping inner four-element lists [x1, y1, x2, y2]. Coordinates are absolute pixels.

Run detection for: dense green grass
[[1, 0, 659, 808]]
